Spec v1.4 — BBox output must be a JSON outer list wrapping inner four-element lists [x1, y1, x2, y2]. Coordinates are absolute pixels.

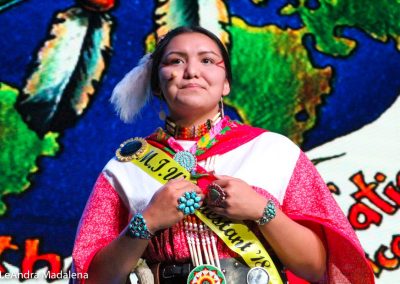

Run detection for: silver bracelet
[[255, 200, 276, 226], [126, 213, 155, 239]]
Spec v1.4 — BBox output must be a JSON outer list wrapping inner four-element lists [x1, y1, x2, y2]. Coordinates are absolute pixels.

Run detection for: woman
[[71, 26, 374, 284]]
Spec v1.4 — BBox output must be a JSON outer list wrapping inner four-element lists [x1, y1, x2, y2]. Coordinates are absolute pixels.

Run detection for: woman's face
[[158, 32, 230, 122]]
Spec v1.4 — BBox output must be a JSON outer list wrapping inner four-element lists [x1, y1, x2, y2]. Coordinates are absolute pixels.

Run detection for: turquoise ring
[[177, 191, 201, 215]]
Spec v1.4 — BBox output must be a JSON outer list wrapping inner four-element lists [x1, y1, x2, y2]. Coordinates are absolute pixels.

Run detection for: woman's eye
[[202, 58, 215, 64], [169, 58, 184, 65]]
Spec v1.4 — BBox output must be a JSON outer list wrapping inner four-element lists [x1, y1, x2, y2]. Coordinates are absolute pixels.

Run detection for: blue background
[[0, 0, 399, 267]]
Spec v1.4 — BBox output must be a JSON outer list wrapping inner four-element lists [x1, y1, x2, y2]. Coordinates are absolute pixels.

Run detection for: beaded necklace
[[165, 112, 222, 140], [163, 114, 228, 175], [148, 114, 238, 179]]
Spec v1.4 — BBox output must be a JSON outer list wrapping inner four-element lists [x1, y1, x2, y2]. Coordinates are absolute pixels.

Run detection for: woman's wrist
[[126, 213, 156, 239], [141, 209, 158, 235], [255, 200, 277, 226]]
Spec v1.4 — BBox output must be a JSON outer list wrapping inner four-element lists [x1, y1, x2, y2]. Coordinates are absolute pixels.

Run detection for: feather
[[116, 0, 232, 122], [16, 6, 112, 136], [110, 54, 153, 123], [198, 0, 230, 46], [149, 0, 230, 47], [70, 11, 112, 115], [0, 0, 27, 13]]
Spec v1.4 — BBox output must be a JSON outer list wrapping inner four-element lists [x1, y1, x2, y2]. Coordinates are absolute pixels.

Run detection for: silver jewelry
[[247, 267, 270, 284], [255, 200, 276, 226]]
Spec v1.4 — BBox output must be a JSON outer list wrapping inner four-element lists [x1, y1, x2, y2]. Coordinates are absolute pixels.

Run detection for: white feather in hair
[[110, 53, 153, 123]]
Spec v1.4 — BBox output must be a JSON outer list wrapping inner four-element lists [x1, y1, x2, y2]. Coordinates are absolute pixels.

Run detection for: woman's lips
[[182, 83, 203, 89]]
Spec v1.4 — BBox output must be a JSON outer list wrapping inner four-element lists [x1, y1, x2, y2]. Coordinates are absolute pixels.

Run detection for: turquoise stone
[[184, 207, 190, 215], [177, 191, 201, 215]]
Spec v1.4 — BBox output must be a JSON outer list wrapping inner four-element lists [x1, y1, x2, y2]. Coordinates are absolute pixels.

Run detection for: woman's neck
[[165, 112, 223, 139]]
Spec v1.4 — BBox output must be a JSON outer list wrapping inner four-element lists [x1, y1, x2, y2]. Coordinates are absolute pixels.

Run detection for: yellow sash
[[130, 143, 283, 284]]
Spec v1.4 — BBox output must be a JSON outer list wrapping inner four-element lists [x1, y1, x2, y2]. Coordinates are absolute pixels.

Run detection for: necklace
[[164, 112, 223, 173], [149, 115, 235, 176], [165, 112, 222, 140]]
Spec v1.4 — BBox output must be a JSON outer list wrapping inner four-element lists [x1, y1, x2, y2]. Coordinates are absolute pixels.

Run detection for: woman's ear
[[222, 79, 230, 96]]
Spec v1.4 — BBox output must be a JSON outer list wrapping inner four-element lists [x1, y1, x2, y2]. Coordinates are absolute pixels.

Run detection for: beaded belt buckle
[[187, 263, 270, 284], [187, 264, 226, 284], [187, 263, 270, 283]]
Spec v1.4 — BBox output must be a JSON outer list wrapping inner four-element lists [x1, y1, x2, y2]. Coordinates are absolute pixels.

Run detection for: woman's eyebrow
[[198, 51, 221, 57], [164, 50, 221, 57], [164, 51, 187, 58]]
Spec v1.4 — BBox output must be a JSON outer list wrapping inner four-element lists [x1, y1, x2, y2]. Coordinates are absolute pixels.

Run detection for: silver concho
[[246, 267, 270, 284]]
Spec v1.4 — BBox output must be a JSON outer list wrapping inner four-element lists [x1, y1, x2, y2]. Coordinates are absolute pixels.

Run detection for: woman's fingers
[[207, 205, 230, 218], [211, 175, 244, 194], [167, 180, 204, 200], [213, 174, 235, 180], [213, 174, 240, 184]]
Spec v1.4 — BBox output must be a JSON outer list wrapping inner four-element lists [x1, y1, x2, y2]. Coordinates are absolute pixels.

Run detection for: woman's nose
[[183, 60, 199, 79]]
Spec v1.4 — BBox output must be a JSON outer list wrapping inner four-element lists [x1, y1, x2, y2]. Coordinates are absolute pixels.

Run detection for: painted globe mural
[[0, 0, 399, 282]]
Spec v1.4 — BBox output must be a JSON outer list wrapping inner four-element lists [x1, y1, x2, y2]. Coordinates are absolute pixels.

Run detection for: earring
[[219, 97, 225, 118]]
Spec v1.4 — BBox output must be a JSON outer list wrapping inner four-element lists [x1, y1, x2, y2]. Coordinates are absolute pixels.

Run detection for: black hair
[[150, 26, 232, 93]]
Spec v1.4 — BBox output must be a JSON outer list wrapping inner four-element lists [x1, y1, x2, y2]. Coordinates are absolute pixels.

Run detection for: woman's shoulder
[[101, 137, 146, 183], [247, 128, 301, 155], [103, 156, 127, 172], [233, 120, 297, 145]]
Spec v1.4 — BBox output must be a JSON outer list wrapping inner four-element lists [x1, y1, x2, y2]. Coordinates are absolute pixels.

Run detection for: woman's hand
[[142, 177, 204, 233], [207, 176, 326, 281], [207, 175, 267, 221]]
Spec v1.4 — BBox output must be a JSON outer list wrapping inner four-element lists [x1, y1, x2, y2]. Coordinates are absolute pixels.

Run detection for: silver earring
[[219, 97, 225, 118]]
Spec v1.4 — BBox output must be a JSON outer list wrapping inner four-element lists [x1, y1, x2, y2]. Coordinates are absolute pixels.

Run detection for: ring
[[177, 191, 201, 215], [206, 183, 227, 207]]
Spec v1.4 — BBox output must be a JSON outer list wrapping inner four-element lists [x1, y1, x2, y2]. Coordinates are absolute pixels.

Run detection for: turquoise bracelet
[[127, 213, 154, 240], [255, 200, 276, 226]]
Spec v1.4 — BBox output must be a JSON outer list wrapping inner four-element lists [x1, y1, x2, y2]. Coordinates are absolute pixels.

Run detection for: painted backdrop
[[0, 0, 399, 283]]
